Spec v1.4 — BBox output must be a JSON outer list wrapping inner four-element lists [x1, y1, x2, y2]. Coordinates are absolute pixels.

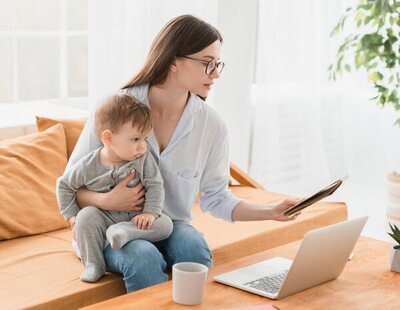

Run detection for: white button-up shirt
[[67, 84, 242, 223]]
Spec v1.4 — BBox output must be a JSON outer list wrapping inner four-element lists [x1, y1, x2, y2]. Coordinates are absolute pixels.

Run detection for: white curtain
[[250, 0, 400, 199], [88, 0, 218, 105]]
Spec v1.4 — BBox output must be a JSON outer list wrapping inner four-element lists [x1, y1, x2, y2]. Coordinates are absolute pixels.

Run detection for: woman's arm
[[231, 199, 301, 222], [76, 188, 109, 209], [76, 172, 145, 211], [200, 115, 301, 223]]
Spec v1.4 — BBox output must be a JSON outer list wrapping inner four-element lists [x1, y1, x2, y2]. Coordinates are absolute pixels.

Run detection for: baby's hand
[[133, 213, 158, 230]]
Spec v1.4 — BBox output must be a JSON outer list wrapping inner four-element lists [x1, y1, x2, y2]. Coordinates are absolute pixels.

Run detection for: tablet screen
[[283, 176, 347, 216]]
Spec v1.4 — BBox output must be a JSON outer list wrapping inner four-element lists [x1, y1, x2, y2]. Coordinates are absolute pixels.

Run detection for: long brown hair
[[122, 15, 223, 90]]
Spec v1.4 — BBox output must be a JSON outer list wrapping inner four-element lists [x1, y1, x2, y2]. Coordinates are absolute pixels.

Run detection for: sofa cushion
[[0, 186, 347, 309], [0, 124, 69, 240], [36, 116, 86, 158], [0, 228, 125, 310]]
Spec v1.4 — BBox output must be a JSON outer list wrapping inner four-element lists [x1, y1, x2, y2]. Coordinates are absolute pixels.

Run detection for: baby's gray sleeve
[[141, 153, 165, 216], [56, 161, 86, 220]]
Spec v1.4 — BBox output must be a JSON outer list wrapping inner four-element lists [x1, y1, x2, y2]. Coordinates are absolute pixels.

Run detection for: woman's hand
[[231, 198, 303, 221], [77, 171, 145, 212], [104, 171, 145, 211], [268, 198, 303, 221]]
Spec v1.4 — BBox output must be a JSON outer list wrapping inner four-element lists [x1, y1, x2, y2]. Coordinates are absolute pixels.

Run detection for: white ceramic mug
[[172, 262, 208, 305]]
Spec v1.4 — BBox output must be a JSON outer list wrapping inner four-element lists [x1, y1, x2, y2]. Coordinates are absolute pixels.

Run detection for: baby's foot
[[80, 264, 105, 283], [106, 222, 136, 249]]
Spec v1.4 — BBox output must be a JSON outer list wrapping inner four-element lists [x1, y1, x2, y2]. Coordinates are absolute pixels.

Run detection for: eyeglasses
[[180, 56, 225, 75]]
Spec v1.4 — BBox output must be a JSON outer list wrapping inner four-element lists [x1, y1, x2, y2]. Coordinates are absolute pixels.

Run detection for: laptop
[[214, 216, 368, 300]]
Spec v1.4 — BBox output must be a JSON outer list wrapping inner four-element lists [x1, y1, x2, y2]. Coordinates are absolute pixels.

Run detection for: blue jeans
[[104, 222, 213, 293]]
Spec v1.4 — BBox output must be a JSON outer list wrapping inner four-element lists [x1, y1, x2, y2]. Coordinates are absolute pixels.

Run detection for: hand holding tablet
[[283, 175, 348, 216]]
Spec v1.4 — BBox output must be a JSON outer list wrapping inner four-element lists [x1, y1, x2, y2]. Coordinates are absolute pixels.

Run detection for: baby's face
[[110, 123, 149, 161]]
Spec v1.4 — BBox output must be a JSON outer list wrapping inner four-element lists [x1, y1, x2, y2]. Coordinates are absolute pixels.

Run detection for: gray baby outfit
[[56, 148, 173, 282]]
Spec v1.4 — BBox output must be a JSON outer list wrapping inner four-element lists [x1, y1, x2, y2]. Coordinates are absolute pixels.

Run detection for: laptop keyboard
[[243, 270, 288, 294]]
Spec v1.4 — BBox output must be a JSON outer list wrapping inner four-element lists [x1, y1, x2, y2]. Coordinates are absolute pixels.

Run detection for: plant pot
[[389, 245, 400, 273], [386, 172, 400, 223]]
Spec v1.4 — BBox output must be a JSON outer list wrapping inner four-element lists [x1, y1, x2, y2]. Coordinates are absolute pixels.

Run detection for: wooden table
[[82, 236, 400, 309]]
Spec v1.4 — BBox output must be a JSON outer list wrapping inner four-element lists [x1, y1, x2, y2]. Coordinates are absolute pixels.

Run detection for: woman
[[68, 14, 300, 293]]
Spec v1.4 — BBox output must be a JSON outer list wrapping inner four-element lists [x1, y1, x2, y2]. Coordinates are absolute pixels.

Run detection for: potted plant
[[329, 0, 400, 121], [329, 0, 400, 221], [388, 222, 400, 272]]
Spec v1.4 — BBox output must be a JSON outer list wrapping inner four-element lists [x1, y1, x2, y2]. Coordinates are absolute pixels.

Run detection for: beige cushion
[[36, 116, 86, 158], [0, 124, 69, 240]]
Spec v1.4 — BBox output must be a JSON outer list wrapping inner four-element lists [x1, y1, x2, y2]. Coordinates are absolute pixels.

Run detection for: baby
[[56, 93, 172, 283]]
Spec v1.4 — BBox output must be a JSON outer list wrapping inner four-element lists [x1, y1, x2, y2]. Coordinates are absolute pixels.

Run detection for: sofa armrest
[[229, 162, 265, 189]]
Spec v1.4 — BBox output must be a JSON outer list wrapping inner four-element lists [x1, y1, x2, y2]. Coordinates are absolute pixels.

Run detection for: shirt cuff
[[61, 203, 81, 221], [223, 195, 243, 223]]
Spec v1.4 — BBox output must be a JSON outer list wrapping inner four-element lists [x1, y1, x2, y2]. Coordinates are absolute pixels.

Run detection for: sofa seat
[[0, 228, 125, 310], [0, 186, 347, 309]]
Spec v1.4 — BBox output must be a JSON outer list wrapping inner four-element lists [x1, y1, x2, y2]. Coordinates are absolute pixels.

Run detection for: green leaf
[[389, 91, 399, 104], [371, 3, 377, 16], [368, 34, 383, 46], [389, 223, 400, 239], [388, 232, 400, 244], [364, 15, 374, 25], [336, 55, 344, 72], [368, 72, 383, 82], [345, 64, 351, 72], [359, 3, 373, 10], [375, 85, 388, 102], [330, 16, 346, 37], [367, 62, 379, 70], [384, 40, 392, 53], [394, 222, 400, 236], [355, 53, 366, 69], [355, 11, 365, 21], [330, 26, 340, 37]]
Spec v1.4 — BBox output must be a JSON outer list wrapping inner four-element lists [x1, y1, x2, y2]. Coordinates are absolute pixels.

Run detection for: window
[[0, 0, 88, 104]]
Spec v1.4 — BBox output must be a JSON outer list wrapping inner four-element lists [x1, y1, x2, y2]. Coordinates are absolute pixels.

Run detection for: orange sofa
[[0, 118, 347, 309]]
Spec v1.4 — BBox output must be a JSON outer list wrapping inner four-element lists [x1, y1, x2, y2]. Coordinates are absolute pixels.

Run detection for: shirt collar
[[141, 84, 203, 158]]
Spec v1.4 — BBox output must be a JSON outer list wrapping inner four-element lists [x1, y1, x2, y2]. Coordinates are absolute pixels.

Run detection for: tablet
[[283, 175, 348, 216]]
